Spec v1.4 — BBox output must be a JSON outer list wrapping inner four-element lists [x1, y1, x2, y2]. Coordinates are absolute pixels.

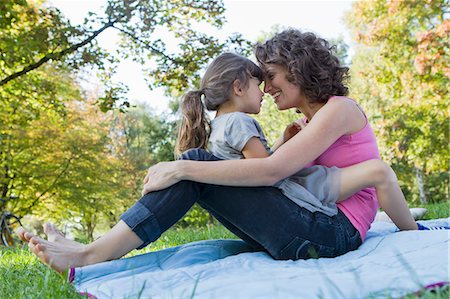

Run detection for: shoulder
[[226, 112, 260, 127], [225, 112, 261, 134], [227, 112, 256, 122], [312, 96, 366, 135], [325, 96, 360, 111], [318, 96, 365, 119]]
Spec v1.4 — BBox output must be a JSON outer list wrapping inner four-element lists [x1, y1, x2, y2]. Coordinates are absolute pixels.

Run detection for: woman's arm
[[142, 98, 364, 194]]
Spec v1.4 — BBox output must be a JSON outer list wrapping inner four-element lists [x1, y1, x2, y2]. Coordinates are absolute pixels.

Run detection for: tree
[[0, 0, 252, 109], [0, 0, 256, 235], [345, 0, 449, 203]]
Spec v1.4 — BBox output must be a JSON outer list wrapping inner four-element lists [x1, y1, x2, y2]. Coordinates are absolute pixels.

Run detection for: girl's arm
[[241, 137, 271, 159], [142, 98, 364, 194]]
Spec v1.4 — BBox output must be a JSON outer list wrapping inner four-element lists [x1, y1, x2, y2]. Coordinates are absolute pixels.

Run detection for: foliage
[[0, 0, 253, 109], [345, 0, 449, 204], [0, 0, 256, 238], [175, 203, 216, 228], [254, 97, 299, 146], [0, 59, 140, 241]]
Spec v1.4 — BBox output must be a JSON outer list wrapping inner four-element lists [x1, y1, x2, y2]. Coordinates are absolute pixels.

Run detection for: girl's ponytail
[[175, 90, 210, 156]]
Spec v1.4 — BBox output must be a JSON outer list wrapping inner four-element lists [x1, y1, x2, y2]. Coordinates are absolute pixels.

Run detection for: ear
[[232, 80, 244, 96]]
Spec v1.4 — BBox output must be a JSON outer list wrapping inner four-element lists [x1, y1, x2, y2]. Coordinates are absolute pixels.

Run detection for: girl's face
[[239, 77, 265, 114], [263, 64, 303, 110]]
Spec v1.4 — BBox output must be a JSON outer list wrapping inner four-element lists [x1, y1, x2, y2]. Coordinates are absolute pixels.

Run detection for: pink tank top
[[310, 96, 380, 240]]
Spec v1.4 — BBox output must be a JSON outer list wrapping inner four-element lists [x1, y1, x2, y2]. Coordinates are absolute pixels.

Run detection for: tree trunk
[[415, 167, 427, 204]]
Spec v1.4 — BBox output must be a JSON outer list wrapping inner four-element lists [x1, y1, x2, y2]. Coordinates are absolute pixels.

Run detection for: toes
[[17, 227, 34, 242], [24, 231, 35, 241], [36, 243, 46, 252], [43, 222, 53, 234], [36, 248, 51, 265], [16, 227, 26, 241], [29, 236, 46, 246], [28, 241, 40, 256], [44, 222, 65, 241]]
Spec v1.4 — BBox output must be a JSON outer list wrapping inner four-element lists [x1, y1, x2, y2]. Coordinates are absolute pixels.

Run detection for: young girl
[[175, 52, 428, 231]]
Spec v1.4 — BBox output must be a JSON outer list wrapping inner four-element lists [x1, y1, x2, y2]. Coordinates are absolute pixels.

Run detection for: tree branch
[[21, 156, 73, 216], [0, 21, 116, 86], [112, 25, 178, 63]]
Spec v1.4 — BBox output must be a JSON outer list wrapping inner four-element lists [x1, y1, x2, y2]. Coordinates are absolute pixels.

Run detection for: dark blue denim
[[121, 148, 362, 260]]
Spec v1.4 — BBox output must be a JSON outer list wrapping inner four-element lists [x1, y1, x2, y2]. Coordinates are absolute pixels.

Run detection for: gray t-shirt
[[208, 112, 340, 216], [209, 112, 271, 160]]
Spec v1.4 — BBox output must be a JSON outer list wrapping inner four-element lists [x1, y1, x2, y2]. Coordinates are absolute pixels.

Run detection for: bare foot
[[16, 227, 35, 242], [43, 223, 81, 248], [28, 236, 88, 273]]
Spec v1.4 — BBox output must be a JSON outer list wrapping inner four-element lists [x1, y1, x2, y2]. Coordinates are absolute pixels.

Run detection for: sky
[[50, 0, 355, 112]]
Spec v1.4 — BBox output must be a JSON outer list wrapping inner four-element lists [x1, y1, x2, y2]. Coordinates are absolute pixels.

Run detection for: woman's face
[[263, 64, 303, 110]]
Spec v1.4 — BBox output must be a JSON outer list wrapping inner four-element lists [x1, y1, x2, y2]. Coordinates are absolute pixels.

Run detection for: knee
[[368, 160, 397, 185], [179, 148, 219, 161]]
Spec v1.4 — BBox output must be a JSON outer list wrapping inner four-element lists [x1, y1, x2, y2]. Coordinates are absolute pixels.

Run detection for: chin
[[275, 103, 289, 111]]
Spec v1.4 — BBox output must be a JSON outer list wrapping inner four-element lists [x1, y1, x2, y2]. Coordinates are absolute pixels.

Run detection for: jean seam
[[121, 202, 162, 249]]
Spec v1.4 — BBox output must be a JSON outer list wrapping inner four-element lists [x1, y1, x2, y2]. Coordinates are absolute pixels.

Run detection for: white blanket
[[74, 218, 450, 298]]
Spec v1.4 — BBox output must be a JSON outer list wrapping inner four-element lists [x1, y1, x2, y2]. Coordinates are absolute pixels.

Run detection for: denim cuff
[[120, 201, 162, 249]]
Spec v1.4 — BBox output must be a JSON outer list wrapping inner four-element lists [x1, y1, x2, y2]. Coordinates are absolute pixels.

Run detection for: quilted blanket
[[73, 218, 450, 298]]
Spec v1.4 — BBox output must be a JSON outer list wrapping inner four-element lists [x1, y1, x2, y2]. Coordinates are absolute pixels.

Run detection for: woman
[[20, 29, 384, 273]]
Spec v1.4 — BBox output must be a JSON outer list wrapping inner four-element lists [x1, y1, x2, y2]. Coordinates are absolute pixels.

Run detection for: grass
[[420, 202, 450, 220], [1, 203, 448, 299], [0, 247, 81, 298], [132, 223, 237, 254]]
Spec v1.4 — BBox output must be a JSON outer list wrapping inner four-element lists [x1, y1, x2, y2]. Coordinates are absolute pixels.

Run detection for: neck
[[296, 101, 325, 121], [216, 100, 237, 117]]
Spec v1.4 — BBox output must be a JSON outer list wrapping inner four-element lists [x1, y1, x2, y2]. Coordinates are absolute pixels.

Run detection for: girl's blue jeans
[[120, 148, 361, 260]]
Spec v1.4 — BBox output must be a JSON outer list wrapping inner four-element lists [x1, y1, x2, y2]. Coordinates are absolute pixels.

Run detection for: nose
[[259, 90, 264, 98], [263, 80, 272, 93]]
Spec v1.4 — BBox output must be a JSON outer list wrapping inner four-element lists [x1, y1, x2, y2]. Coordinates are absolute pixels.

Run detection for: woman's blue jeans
[[121, 148, 361, 260]]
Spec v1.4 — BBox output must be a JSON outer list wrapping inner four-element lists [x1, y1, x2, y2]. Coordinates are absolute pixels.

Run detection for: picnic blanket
[[73, 218, 450, 298]]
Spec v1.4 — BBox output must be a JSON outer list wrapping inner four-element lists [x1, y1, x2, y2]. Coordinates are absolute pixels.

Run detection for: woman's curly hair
[[255, 29, 349, 103]]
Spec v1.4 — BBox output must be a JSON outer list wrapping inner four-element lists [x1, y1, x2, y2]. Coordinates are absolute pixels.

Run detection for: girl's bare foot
[[43, 223, 82, 248], [28, 236, 88, 273]]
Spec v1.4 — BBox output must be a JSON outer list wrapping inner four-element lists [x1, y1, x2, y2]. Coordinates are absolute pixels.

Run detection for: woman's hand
[[283, 119, 307, 143], [142, 161, 182, 196]]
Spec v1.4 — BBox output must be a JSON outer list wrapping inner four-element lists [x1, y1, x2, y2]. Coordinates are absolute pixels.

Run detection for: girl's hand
[[283, 119, 307, 143], [142, 161, 182, 196]]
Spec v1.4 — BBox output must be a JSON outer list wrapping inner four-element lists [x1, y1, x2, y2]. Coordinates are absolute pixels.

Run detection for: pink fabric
[[68, 267, 75, 283], [310, 96, 380, 240], [79, 292, 98, 299]]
